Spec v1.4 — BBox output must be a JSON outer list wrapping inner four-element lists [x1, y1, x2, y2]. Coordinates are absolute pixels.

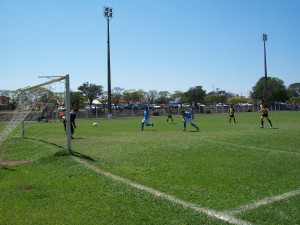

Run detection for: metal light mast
[[262, 33, 268, 106], [104, 6, 113, 118]]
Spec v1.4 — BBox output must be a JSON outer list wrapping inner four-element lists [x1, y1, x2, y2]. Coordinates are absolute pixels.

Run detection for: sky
[[0, 0, 299, 97]]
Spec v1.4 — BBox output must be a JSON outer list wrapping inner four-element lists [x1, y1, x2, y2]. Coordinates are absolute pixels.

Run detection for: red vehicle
[[159, 104, 169, 109]]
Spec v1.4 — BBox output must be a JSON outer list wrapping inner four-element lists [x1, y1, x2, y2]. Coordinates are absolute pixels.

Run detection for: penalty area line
[[225, 189, 300, 215], [73, 157, 252, 225], [206, 140, 300, 156]]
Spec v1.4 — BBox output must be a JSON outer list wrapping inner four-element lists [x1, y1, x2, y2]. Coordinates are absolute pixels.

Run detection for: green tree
[[179, 95, 189, 104], [70, 91, 85, 109], [155, 91, 170, 104], [170, 91, 184, 102], [288, 83, 300, 97], [250, 77, 289, 103], [204, 92, 219, 106], [227, 96, 244, 104], [216, 90, 229, 104], [78, 82, 103, 106], [122, 89, 144, 103], [145, 90, 158, 104], [290, 97, 300, 105], [122, 90, 131, 104], [137, 89, 147, 103], [132, 90, 144, 103], [112, 87, 124, 105], [184, 86, 206, 106]]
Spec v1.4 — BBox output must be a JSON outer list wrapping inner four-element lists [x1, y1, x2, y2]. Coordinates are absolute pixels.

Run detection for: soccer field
[[1, 111, 300, 225]]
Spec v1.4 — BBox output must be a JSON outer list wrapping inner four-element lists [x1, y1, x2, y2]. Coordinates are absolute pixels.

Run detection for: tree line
[[72, 77, 299, 109], [0, 76, 299, 110]]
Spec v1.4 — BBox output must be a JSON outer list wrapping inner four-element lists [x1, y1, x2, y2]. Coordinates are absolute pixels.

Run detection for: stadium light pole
[[104, 6, 113, 119], [262, 33, 268, 106]]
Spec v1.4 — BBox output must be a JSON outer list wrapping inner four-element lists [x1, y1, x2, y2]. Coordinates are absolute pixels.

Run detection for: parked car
[[216, 103, 228, 107], [169, 101, 179, 108], [240, 103, 253, 107], [85, 105, 100, 110], [112, 104, 124, 109], [197, 103, 205, 107], [158, 104, 168, 109], [123, 104, 142, 109], [150, 104, 161, 109]]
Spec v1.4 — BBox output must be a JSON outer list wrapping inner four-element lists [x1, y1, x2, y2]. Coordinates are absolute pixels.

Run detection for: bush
[[205, 110, 211, 114], [247, 109, 253, 112]]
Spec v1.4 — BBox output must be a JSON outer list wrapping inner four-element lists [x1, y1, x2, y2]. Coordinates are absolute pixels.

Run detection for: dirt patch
[[0, 160, 29, 167]]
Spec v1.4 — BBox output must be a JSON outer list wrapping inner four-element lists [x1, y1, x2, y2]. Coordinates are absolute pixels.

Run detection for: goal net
[[0, 75, 72, 163]]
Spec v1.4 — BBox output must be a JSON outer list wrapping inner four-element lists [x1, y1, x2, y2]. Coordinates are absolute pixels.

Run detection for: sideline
[[225, 189, 300, 215], [73, 157, 251, 225]]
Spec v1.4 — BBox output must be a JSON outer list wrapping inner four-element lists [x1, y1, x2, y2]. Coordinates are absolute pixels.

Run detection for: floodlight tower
[[262, 33, 268, 106], [104, 6, 113, 118]]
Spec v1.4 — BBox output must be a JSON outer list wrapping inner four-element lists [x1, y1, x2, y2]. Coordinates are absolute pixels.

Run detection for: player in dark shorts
[[229, 104, 236, 123], [63, 108, 79, 138], [166, 108, 174, 123], [259, 103, 272, 128]]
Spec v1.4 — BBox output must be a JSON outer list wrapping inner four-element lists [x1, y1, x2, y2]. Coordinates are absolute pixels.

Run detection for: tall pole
[[65, 74, 72, 152], [262, 33, 268, 106], [104, 7, 113, 119]]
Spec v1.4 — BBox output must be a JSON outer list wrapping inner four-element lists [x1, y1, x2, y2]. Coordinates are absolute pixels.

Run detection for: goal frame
[[20, 74, 72, 152]]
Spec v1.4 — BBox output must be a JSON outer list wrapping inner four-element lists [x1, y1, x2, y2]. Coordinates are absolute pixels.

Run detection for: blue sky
[[0, 0, 299, 97]]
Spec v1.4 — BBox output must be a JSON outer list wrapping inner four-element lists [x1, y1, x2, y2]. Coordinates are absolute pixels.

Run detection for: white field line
[[73, 157, 252, 225], [225, 189, 300, 215], [206, 140, 300, 156]]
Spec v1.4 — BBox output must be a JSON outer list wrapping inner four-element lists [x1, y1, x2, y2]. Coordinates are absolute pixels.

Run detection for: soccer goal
[[0, 75, 72, 161]]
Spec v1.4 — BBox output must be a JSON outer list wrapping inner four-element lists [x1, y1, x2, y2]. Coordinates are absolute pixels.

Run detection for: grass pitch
[[1, 111, 300, 224]]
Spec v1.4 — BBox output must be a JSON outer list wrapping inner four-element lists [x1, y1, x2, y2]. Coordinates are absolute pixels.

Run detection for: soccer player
[[59, 109, 65, 119], [63, 108, 79, 138], [141, 107, 154, 131], [166, 108, 174, 123], [229, 104, 236, 123], [181, 110, 199, 132], [259, 103, 273, 128], [189, 107, 195, 119]]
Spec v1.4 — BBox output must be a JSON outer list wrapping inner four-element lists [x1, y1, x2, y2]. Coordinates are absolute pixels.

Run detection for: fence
[[0, 105, 298, 122], [76, 104, 298, 119]]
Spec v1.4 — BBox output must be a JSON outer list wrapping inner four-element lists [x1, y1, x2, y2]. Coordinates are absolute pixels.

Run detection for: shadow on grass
[[70, 150, 96, 161], [24, 137, 95, 161], [25, 137, 65, 149], [1, 167, 16, 171]]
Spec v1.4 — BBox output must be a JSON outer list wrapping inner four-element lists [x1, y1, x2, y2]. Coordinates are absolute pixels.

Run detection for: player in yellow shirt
[[259, 102, 273, 128], [166, 108, 174, 123], [229, 104, 236, 123]]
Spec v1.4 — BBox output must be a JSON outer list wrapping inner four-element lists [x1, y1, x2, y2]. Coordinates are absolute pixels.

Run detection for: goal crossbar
[[0, 74, 72, 152]]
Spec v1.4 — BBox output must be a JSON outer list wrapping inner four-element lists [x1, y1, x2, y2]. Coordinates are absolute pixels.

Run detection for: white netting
[[0, 76, 69, 161]]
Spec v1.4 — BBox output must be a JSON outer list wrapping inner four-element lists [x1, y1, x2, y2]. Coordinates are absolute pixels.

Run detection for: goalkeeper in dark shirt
[[63, 108, 79, 138]]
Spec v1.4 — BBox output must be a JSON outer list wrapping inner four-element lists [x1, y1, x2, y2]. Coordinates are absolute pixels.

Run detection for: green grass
[[1, 111, 300, 224]]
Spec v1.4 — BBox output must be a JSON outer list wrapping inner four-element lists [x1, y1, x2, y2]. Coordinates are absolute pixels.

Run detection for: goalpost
[[0, 74, 72, 156]]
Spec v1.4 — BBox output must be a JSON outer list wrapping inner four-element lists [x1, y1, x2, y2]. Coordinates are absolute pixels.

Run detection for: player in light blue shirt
[[141, 107, 154, 131], [181, 110, 199, 132]]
